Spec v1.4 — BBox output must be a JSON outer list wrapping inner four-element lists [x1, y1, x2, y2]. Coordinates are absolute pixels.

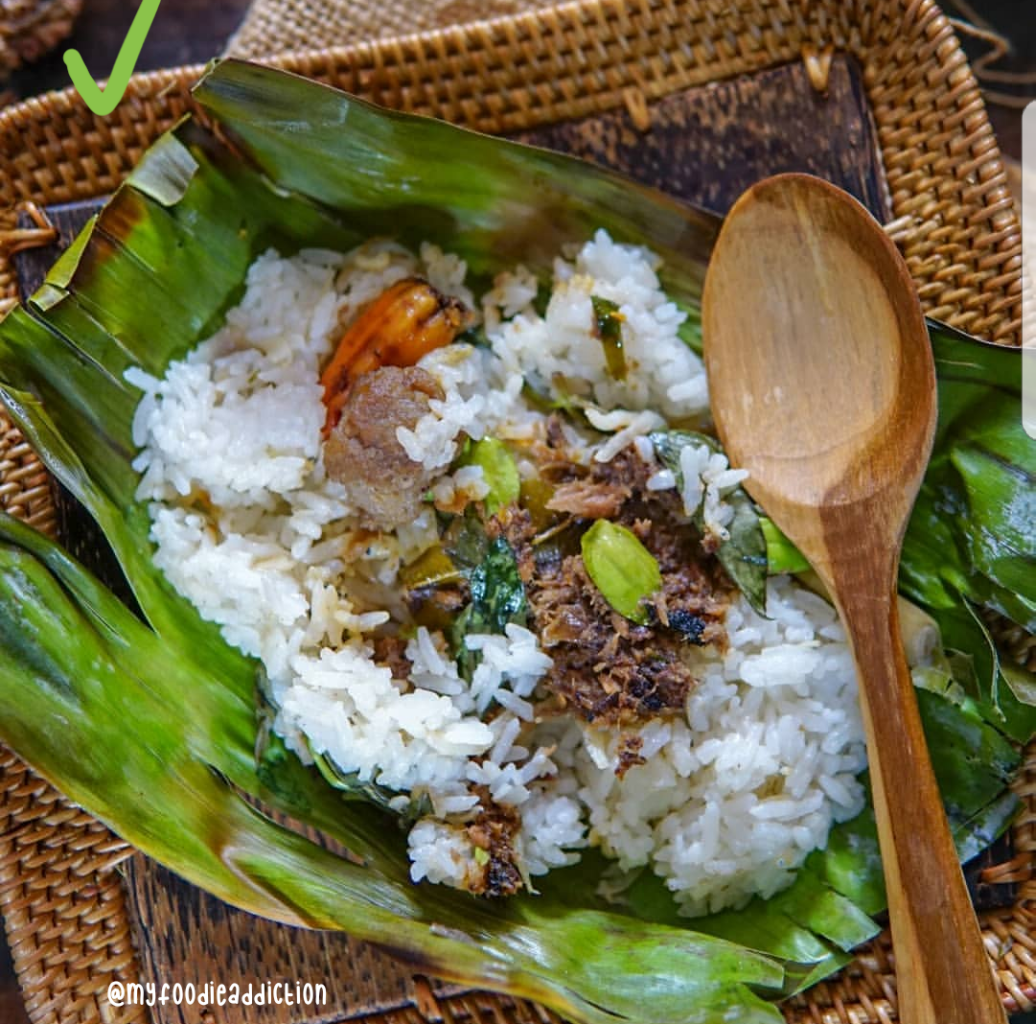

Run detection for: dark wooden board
[[14, 53, 1012, 1024], [514, 57, 887, 217], [0, 934, 29, 1024]]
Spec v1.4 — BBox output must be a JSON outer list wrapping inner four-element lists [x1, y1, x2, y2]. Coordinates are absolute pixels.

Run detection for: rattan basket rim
[[0, 0, 1024, 346], [0, 2, 1032, 1022]]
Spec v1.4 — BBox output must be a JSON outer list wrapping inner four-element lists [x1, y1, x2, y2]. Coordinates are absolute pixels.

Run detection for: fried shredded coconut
[[615, 734, 646, 778]]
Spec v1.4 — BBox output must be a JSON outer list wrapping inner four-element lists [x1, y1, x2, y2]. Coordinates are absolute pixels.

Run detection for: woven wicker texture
[[0, 0, 81, 76], [0, 741, 146, 1024], [1, 0, 1021, 344], [0, 1, 1032, 1022], [227, 0, 565, 52]]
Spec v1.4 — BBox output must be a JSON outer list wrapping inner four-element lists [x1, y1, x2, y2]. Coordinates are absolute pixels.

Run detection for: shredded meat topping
[[323, 366, 443, 530], [529, 553, 698, 724], [372, 634, 411, 683], [546, 477, 627, 519], [507, 446, 732, 728]]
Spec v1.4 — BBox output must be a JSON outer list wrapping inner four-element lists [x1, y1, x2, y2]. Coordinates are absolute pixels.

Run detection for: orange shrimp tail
[[320, 277, 470, 435]]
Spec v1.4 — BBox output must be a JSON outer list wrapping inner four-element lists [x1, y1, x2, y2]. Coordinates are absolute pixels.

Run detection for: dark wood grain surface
[[513, 60, 886, 218], [0, 936, 27, 1024], [1, 1, 1032, 1021]]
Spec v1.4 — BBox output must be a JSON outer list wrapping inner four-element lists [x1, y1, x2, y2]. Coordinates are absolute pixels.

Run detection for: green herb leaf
[[440, 505, 490, 571], [451, 536, 528, 680], [899, 322, 1036, 738], [254, 729, 318, 814], [457, 324, 491, 348], [590, 295, 627, 380], [520, 370, 598, 430], [310, 747, 428, 821], [649, 430, 768, 615], [581, 519, 661, 624], [672, 299, 704, 356], [460, 437, 520, 515], [470, 539, 528, 630]]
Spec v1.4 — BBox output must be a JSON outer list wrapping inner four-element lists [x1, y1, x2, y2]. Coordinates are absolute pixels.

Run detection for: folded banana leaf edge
[[0, 60, 1033, 1024]]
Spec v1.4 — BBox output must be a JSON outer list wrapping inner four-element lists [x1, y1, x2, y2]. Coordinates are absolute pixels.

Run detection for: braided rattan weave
[[0, 1, 1032, 1021], [0, 0, 81, 77]]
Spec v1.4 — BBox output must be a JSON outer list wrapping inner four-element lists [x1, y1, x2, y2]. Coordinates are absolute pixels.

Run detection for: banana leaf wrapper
[[0, 59, 1033, 1024]]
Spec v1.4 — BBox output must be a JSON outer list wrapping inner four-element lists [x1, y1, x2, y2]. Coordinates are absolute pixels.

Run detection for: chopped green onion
[[581, 520, 661, 624], [591, 295, 627, 380], [398, 544, 462, 590]]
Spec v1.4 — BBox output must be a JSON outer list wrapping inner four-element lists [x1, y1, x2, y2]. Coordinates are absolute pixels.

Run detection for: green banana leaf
[[0, 512, 785, 1024], [0, 59, 1033, 1024], [900, 323, 1036, 741]]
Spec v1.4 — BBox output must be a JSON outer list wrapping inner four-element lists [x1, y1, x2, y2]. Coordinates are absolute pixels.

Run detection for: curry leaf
[[451, 536, 528, 680], [464, 537, 528, 634], [649, 430, 768, 614], [440, 505, 490, 571], [310, 748, 429, 821]]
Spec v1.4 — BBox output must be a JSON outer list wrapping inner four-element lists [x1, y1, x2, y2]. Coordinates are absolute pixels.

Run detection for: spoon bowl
[[703, 173, 1005, 1024], [704, 175, 934, 521]]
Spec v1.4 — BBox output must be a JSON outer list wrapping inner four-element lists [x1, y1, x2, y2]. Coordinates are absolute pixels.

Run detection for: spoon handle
[[836, 580, 1006, 1024]]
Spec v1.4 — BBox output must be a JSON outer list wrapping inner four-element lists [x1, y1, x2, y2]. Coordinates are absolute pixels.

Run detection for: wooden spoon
[[702, 173, 1005, 1024]]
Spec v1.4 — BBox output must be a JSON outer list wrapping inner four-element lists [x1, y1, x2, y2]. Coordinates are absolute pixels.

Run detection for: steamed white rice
[[125, 230, 915, 915]]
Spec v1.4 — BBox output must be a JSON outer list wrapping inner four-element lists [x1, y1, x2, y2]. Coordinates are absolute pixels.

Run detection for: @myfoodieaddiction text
[[106, 979, 329, 1008]]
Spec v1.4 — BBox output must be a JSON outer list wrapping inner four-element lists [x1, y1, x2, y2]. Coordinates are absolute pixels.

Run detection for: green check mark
[[64, 0, 162, 116]]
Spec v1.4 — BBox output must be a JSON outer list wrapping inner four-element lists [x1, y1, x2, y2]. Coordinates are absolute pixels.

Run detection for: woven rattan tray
[[0, 1, 1033, 1022]]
